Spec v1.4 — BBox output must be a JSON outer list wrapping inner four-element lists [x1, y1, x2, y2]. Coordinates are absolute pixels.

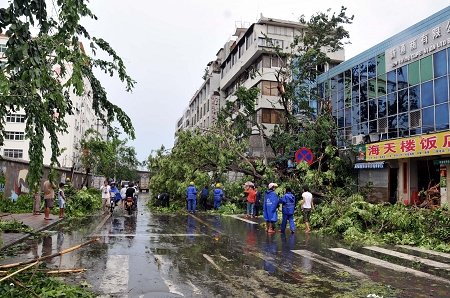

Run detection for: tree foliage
[[311, 195, 450, 252], [77, 129, 140, 182], [0, 0, 135, 190], [215, 7, 355, 193]]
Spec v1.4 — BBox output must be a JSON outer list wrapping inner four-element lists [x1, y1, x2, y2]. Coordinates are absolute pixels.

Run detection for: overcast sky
[[16, 1, 450, 162]]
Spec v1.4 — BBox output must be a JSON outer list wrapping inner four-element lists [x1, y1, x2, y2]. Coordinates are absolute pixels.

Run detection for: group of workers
[[185, 181, 315, 234], [185, 182, 224, 213]]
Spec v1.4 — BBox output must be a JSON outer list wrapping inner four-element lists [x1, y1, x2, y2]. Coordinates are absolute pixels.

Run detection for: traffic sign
[[295, 148, 314, 165]]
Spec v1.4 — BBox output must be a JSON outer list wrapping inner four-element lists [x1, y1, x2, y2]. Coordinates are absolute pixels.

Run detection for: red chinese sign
[[366, 131, 450, 161]]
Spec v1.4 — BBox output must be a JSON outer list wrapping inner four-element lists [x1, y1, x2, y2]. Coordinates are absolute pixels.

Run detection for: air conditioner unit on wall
[[351, 134, 364, 145]]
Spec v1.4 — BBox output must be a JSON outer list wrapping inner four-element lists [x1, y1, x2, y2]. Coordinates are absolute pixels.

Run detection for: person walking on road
[[43, 179, 56, 220], [120, 183, 127, 210], [244, 184, 256, 219], [186, 182, 198, 213], [58, 182, 67, 218], [200, 185, 209, 211], [301, 185, 315, 233], [263, 183, 279, 233], [279, 186, 296, 234], [213, 183, 224, 210], [100, 180, 111, 215]]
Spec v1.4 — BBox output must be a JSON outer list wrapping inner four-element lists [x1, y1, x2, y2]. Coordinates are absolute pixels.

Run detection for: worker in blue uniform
[[278, 186, 296, 233], [213, 183, 224, 210], [186, 182, 198, 213]]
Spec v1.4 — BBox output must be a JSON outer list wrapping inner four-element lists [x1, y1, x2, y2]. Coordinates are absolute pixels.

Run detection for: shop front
[[355, 131, 450, 205]]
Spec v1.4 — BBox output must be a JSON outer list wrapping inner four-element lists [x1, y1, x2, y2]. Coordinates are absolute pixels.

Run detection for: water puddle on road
[[1, 201, 450, 297]]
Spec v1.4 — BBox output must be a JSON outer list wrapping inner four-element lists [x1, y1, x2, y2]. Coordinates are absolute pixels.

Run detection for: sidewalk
[[0, 212, 63, 250]]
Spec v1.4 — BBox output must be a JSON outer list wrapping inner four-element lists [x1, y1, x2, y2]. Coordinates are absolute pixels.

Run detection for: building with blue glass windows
[[317, 6, 450, 206]]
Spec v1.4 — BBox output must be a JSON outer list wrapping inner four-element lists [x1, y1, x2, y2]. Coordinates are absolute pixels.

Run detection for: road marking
[[91, 233, 205, 237], [186, 280, 202, 295], [292, 250, 369, 279], [186, 213, 224, 234], [330, 248, 450, 284], [91, 213, 112, 235], [397, 245, 450, 260], [364, 246, 450, 269], [203, 254, 222, 271], [99, 255, 129, 294], [227, 214, 258, 225], [154, 254, 184, 296]]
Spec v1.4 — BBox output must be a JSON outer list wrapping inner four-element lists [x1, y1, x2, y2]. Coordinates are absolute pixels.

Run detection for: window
[[369, 100, 377, 121], [359, 61, 368, 83], [268, 25, 284, 35], [3, 149, 23, 159], [261, 109, 281, 124], [239, 44, 245, 58], [409, 85, 420, 110], [420, 56, 433, 82], [387, 70, 397, 93], [436, 103, 449, 131], [367, 57, 376, 79], [352, 65, 359, 86], [398, 89, 408, 113], [6, 114, 25, 123], [4, 131, 24, 140], [434, 50, 447, 78], [408, 61, 420, 86], [435, 76, 448, 105], [377, 53, 386, 75], [368, 79, 377, 99], [258, 37, 283, 48], [246, 32, 254, 50], [397, 65, 408, 90], [378, 96, 386, 117], [421, 81, 433, 108], [352, 104, 360, 125], [271, 56, 283, 68], [0, 44, 6, 53], [337, 73, 344, 91], [387, 92, 397, 116], [422, 106, 434, 133], [377, 74, 387, 96], [261, 81, 279, 96]]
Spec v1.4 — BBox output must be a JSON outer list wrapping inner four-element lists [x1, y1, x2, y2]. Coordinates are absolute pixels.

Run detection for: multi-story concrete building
[[317, 6, 450, 205], [0, 34, 107, 168], [176, 16, 345, 157]]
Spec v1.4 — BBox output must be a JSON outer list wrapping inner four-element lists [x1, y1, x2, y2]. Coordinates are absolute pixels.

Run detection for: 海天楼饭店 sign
[[366, 131, 450, 161]]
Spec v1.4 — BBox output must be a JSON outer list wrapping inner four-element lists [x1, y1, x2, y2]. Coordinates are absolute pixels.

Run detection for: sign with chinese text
[[385, 19, 450, 72], [366, 131, 450, 161]]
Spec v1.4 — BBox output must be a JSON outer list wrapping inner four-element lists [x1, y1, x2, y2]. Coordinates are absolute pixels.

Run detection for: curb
[[1, 217, 64, 251]]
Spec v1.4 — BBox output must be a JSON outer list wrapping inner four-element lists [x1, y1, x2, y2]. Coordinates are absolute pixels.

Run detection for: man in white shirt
[[120, 184, 127, 210], [100, 181, 111, 215], [301, 185, 315, 233]]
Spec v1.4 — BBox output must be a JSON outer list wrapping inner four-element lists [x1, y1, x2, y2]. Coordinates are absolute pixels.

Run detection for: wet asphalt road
[[2, 193, 450, 297]]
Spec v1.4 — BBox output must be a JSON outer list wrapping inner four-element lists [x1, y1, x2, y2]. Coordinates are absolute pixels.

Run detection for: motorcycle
[[125, 196, 134, 215]]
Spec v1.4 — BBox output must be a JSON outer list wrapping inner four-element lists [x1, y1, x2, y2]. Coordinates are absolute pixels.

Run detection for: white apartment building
[[0, 34, 107, 168], [176, 16, 345, 156]]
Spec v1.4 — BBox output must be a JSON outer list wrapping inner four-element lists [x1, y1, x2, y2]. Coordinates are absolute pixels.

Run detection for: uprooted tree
[[0, 0, 135, 191], [148, 7, 355, 198], [213, 7, 355, 192]]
